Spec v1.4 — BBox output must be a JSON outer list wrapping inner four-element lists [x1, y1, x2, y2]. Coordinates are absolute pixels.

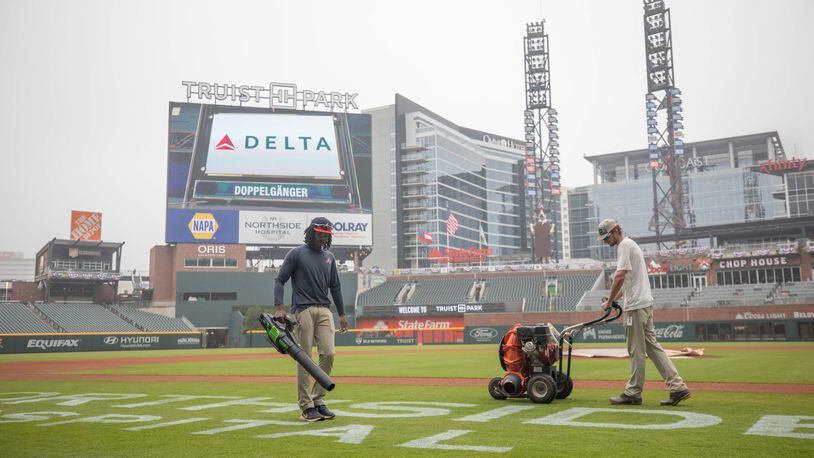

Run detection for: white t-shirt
[[616, 237, 653, 310]]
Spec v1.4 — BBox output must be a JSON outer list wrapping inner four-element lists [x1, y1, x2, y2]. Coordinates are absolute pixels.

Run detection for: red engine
[[498, 323, 559, 395]]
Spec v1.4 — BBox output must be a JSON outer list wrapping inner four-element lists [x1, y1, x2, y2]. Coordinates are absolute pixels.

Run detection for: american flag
[[446, 212, 459, 236]]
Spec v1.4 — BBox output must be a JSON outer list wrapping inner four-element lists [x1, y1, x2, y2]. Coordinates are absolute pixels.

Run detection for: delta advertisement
[[166, 102, 372, 247]]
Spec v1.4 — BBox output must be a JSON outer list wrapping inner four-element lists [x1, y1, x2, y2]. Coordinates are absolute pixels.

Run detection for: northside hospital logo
[[188, 213, 219, 240]]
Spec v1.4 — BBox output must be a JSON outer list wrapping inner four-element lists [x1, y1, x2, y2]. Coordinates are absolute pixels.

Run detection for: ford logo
[[469, 327, 499, 340], [103, 336, 118, 345]]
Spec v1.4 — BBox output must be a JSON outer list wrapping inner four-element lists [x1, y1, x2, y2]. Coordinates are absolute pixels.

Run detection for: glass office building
[[567, 132, 814, 260], [364, 95, 529, 269]]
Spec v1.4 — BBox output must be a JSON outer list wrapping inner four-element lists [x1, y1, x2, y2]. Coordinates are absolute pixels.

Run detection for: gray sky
[[1, 0, 812, 271]]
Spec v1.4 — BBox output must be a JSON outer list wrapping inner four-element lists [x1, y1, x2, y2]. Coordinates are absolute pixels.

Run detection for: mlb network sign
[[181, 80, 359, 111], [205, 113, 342, 179]]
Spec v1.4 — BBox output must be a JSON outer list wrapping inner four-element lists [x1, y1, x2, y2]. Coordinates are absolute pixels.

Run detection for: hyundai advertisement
[[166, 102, 372, 246]]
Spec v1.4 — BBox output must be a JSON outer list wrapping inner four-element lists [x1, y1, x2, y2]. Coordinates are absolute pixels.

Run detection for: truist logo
[[215, 135, 235, 151]]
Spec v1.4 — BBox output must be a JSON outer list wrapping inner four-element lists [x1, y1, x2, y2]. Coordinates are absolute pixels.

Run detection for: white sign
[[239, 211, 371, 246], [181, 81, 359, 111], [205, 113, 342, 179], [239, 211, 306, 246]]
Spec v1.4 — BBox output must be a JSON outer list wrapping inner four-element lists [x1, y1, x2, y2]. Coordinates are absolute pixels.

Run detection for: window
[[183, 292, 210, 301], [211, 292, 237, 301]]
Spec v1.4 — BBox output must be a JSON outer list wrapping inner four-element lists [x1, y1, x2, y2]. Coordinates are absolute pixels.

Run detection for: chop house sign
[[716, 256, 789, 270]]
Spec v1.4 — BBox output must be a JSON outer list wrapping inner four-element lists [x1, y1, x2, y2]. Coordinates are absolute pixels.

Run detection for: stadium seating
[[404, 279, 474, 305], [685, 284, 772, 308], [0, 302, 59, 333], [357, 272, 602, 312], [769, 282, 814, 305], [107, 304, 195, 331], [35, 303, 140, 332]]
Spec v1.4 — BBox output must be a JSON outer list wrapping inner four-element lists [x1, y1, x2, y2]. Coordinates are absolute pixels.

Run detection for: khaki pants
[[623, 306, 687, 397], [294, 306, 336, 410]]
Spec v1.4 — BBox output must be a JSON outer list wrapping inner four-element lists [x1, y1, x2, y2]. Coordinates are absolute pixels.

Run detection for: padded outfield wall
[[0, 332, 204, 354]]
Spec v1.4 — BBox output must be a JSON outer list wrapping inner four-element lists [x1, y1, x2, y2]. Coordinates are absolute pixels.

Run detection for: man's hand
[[273, 305, 287, 322], [601, 299, 611, 311], [339, 315, 348, 333]]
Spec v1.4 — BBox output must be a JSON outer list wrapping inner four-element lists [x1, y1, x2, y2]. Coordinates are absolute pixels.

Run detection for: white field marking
[[39, 413, 161, 427], [455, 405, 535, 423], [0, 392, 60, 403], [193, 419, 303, 435], [399, 429, 512, 453], [115, 395, 239, 408], [257, 424, 374, 444], [332, 401, 476, 419], [4, 393, 147, 406], [524, 408, 722, 430], [124, 417, 211, 431], [745, 415, 814, 439], [0, 411, 78, 424], [180, 397, 285, 411], [257, 399, 350, 414]]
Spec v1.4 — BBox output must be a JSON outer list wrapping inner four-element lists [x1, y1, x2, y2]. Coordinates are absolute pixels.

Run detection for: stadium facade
[[363, 94, 530, 270], [567, 131, 814, 261]]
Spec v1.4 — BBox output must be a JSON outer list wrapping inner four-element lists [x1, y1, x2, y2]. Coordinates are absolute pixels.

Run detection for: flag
[[446, 212, 459, 236], [478, 223, 488, 246], [418, 231, 433, 244]]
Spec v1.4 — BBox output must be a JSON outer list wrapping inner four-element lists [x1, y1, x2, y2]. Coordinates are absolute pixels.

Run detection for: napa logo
[[188, 213, 219, 240]]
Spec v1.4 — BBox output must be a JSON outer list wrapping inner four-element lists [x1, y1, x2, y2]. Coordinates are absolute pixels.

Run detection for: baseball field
[[1, 342, 812, 456]]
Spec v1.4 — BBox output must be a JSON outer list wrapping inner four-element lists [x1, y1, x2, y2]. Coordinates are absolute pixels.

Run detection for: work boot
[[609, 393, 642, 405], [301, 407, 324, 422], [659, 389, 691, 406], [316, 404, 336, 420]]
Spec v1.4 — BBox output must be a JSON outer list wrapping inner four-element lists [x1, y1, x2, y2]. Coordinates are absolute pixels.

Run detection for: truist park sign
[[181, 81, 359, 111]]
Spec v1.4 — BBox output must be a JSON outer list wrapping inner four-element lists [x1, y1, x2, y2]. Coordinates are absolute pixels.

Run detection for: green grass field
[[1, 342, 813, 457]]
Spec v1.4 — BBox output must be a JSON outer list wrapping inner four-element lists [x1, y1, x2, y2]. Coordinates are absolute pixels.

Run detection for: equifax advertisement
[[204, 113, 342, 179]]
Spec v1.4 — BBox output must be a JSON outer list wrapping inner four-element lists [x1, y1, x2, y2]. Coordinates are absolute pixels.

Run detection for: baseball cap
[[596, 219, 619, 241], [309, 217, 333, 234]]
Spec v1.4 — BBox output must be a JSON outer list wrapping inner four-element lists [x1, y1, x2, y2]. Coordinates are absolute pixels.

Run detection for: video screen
[[166, 102, 372, 246]]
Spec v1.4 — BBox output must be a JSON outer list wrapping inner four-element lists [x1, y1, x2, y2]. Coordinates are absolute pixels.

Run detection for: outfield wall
[[0, 332, 205, 354]]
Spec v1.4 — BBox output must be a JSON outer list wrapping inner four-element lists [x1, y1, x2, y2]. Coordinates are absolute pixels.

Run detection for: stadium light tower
[[643, 0, 689, 247], [524, 20, 561, 262]]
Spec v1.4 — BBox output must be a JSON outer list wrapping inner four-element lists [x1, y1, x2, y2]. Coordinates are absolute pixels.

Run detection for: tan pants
[[294, 306, 335, 410], [623, 306, 687, 397]]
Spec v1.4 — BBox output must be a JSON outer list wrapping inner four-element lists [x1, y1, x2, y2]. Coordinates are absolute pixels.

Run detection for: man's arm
[[329, 258, 348, 332], [602, 270, 627, 310], [273, 251, 296, 320]]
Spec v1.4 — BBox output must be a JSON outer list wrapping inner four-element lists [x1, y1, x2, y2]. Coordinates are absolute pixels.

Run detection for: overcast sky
[[1, 0, 812, 271]]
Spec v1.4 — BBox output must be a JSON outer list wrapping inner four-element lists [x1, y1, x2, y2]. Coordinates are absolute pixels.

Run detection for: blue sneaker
[[301, 407, 324, 422], [315, 404, 335, 420]]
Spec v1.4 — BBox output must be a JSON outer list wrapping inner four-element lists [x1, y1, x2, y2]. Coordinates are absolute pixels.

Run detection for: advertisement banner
[[239, 211, 372, 246], [361, 303, 505, 317], [70, 211, 102, 241], [0, 333, 204, 354], [239, 211, 307, 245], [464, 325, 512, 344], [166, 209, 240, 243], [356, 316, 464, 330], [205, 113, 342, 179], [193, 181, 352, 204]]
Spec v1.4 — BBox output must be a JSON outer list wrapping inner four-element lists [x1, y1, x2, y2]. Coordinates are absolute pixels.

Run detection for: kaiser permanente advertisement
[[165, 102, 372, 247]]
